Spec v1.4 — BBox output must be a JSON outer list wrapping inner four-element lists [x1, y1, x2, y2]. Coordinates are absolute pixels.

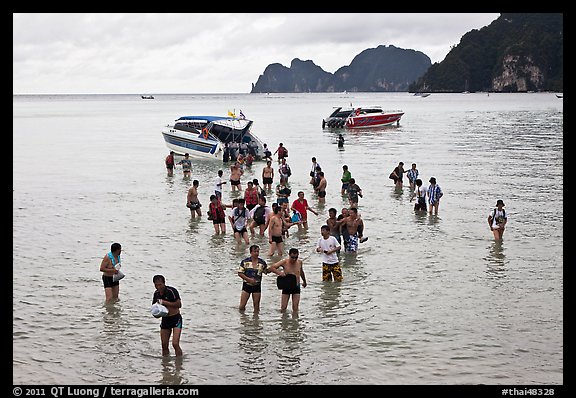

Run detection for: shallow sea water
[[13, 92, 563, 385]]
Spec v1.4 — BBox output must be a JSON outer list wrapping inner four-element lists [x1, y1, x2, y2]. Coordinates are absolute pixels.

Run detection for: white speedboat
[[161, 115, 265, 160]]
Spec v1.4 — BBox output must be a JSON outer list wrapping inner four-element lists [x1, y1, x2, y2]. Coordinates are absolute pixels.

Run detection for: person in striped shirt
[[427, 177, 443, 215], [406, 163, 419, 191]]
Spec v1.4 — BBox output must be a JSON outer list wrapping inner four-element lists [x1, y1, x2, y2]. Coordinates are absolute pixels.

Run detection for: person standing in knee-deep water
[[177, 153, 192, 178], [427, 177, 443, 215], [100, 242, 122, 303], [186, 179, 202, 218], [410, 178, 427, 212], [488, 199, 508, 240], [165, 151, 175, 176], [267, 248, 307, 313], [316, 225, 342, 282], [152, 275, 183, 357], [237, 245, 268, 313]]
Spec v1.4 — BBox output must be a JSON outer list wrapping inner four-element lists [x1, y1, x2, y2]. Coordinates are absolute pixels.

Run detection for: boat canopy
[[177, 116, 236, 123]]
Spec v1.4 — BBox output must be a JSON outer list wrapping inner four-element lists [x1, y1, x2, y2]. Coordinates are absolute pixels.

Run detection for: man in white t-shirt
[[316, 225, 342, 282], [214, 169, 227, 201], [229, 199, 250, 244]]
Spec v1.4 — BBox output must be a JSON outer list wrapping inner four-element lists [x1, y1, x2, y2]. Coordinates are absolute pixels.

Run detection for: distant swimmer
[[488, 199, 507, 240], [100, 242, 122, 303], [337, 134, 344, 148], [238, 245, 268, 313], [152, 274, 183, 357], [267, 248, 307, 313]]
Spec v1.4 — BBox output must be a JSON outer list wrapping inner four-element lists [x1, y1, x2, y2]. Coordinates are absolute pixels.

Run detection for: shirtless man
[[262, 160, 274, 191], [230, 162, 243, 192], [186, 180, 202, 218], [268, 206, 286, 256], [314, 171, 327, 204], [267, 248, 307, 313], [340, 207, 366, 253]]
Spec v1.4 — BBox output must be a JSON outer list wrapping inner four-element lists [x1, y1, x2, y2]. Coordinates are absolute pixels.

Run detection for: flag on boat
[[228, 110, 236, 118], [239, 110, 246, 119]]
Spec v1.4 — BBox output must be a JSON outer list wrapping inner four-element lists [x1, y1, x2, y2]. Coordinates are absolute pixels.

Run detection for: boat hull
[[345, 112, 404, 128], [162, 130, 223, 160]]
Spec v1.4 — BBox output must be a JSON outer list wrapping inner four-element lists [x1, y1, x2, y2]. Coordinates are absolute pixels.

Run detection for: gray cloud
[[13, 13, 499, 94]]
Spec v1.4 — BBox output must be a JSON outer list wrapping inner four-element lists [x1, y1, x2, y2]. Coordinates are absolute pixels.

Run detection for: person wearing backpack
[[488, 199, 507, 240], [274, 142, 288, 161], [229, 198, 250, 244], [249, 196, 271, 237]]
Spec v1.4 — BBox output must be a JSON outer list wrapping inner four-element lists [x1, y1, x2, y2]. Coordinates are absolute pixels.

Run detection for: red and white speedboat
[[322, 106, 404, 129]]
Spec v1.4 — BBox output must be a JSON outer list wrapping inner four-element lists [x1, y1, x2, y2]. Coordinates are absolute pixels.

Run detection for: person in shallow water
[[152, 274, 183, 357], [99, 242, 122, 303]]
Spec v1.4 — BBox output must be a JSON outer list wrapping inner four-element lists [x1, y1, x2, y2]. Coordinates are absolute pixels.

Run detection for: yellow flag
[[228, 110, 236, 118]]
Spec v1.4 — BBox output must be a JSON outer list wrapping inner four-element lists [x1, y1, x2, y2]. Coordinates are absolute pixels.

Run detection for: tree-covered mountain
[[251, 45, 431, 93], [410, 13, 563, 92]]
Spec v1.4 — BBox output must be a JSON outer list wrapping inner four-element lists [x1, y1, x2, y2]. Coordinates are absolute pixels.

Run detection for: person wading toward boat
[[152, 275, 183, 357], [100, 242, 122, 303], [165, 151, 175, 177]]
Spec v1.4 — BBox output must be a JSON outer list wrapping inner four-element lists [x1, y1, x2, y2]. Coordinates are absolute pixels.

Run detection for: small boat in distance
[[322, 106, 404, 129], [161, 114, 265, 160], [414, 92, 431, 97], [556, 94, 563, 98], [141, 95, 154, 99]]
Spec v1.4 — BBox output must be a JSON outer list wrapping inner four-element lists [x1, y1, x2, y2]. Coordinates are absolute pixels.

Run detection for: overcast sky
[[13, 13, 500, 94]]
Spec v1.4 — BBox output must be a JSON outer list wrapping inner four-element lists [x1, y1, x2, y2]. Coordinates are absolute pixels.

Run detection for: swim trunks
[[242, 283, 262, 294], [322, 262, 343, 282], [345, 233, 359, 252], [271, 235, 283, 243], [187, 201, 201, 210], [161, 313, 183, 329], [102, 275, 119, 288], [263, 177, 273, 185], [230, 179, 240, 186]]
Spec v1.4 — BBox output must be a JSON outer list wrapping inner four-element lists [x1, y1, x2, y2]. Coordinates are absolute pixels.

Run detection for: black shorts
[[318, 191, 326, 198], [234, 227, 248, 235], [160, 313, 183, 329], [242, 283, 262, 294], [213, 217, 226, 225], [271, 235, 283, 243], [282, 285, 301, 295], [230, 179, 241, 186], [102, 275, 119, 288], [263, 177, 273, 184]]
